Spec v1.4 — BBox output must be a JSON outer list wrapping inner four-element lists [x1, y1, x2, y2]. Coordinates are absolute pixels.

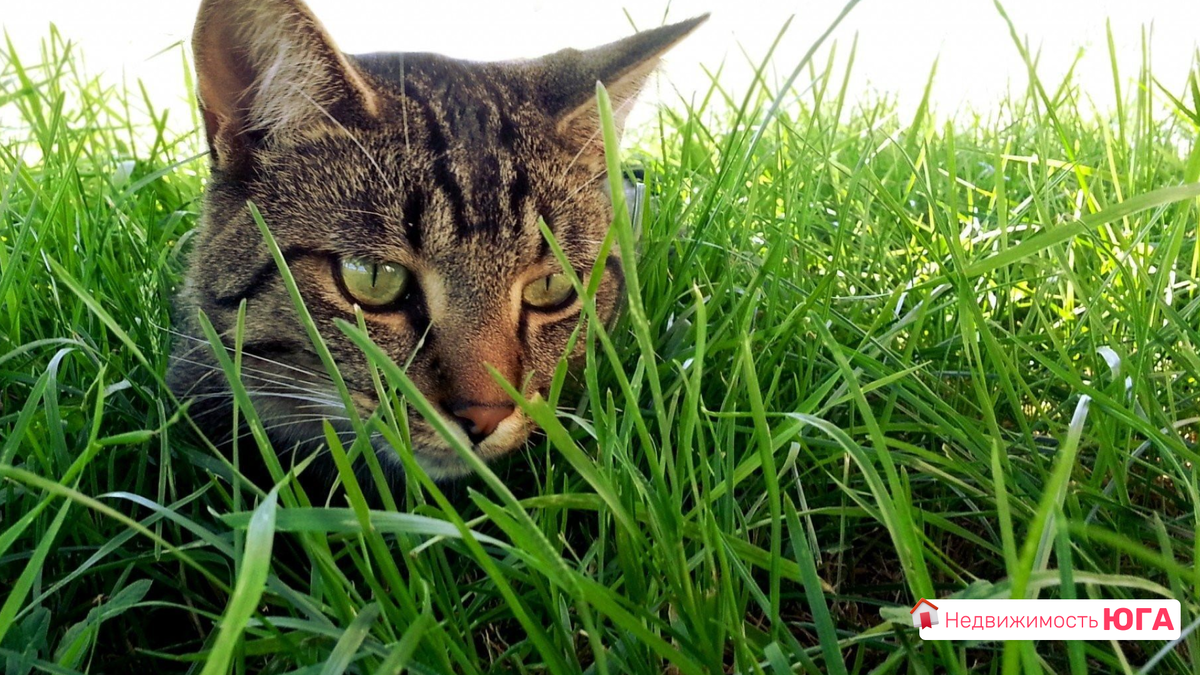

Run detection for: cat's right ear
[[192, 0, 379, 170], [532, 15, 707, 168]]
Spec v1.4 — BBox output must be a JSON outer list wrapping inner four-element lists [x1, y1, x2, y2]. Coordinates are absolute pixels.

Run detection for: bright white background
[[3, 0, 1199, 129]]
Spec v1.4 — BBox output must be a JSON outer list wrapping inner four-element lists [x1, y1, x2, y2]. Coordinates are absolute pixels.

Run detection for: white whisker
[[294, 87, 396, 193], [186, 390, 343, 408], [155, 321, 330, 381], [169, 354, 333, 396], [555, 93, 641, 184]]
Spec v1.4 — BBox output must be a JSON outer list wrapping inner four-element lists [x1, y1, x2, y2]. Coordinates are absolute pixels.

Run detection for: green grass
[[3, 8, 1200, 673]]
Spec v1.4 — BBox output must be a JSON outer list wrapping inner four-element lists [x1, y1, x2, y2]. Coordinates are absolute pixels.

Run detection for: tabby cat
[[167, 0, 704, 488]]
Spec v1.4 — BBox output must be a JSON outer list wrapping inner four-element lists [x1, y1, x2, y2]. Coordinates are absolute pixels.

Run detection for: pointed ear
[[192, 0, 379, 169], [533, 15, 707, 160]]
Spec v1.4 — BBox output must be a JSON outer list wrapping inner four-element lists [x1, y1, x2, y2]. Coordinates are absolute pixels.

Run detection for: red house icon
[[910, 599, 939, 629]]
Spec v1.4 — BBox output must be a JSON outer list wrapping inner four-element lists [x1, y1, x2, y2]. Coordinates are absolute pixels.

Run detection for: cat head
[[170, 0, 704, 480]]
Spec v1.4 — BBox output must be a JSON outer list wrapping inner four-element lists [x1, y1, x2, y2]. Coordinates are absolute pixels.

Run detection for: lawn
[[2, 10, 1199, 675]]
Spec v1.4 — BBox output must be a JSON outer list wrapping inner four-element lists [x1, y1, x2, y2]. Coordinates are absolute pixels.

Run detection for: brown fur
[[168, 0, 704, 488]]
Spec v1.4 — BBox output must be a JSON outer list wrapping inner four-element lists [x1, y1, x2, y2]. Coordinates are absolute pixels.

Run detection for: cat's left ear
[[533, 15, 708, 160], [192, 0, 379, 170]]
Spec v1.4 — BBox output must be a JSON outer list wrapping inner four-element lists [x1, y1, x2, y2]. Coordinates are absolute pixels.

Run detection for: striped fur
[[169, 0, 704, 490]]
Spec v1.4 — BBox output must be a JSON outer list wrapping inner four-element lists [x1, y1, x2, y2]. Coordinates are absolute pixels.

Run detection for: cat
[[167, 0, 704, 493]]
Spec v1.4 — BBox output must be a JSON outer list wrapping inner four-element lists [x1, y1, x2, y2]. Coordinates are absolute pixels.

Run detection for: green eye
[[338, 257, 410, 308], [522, 273, 576, 310]]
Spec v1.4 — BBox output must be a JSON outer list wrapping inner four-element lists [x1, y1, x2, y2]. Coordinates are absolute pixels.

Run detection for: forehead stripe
[[403, 189, 426, 251], [462, 153, 504, 238], [402, 81, 468, 235], [509, 164, 530, 233]]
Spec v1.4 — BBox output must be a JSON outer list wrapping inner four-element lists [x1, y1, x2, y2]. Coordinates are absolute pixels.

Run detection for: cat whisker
[[176, 357, 332, 401], [205, 413, 352, 437], [293, 401, 353, 411], [164, 337, 325, 383], [293, 87, 397, 193], [169, 354, 335, 397], [260, 414, 352, 429], [542, 167, 607, 226], [224, 422, 350, 452], [336, 206, 394, 221], [187, 394, 349, 421], [543, 94, 645, 227], [179, 366, 224, 399], [173, 360, 338, 405], [256, 392, 345, 409], [154, 321, 331, 381], [185, 390, 344, 409], [555, 92, 642, 184]]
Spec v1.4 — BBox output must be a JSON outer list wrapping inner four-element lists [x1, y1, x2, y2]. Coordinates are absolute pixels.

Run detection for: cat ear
[[534, 15, 707, 159], [192, 0, 379, 169]]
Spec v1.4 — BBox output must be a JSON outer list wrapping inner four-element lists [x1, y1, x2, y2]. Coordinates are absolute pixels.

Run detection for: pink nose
[[452, 404, 514, 440]]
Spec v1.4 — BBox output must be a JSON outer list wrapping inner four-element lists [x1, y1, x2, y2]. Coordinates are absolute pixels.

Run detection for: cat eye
[[522, 273, 576, 311], [337, 257, 410, 308]]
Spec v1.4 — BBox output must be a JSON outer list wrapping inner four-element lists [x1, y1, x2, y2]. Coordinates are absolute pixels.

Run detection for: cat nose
[[451, 403, 515, 443]]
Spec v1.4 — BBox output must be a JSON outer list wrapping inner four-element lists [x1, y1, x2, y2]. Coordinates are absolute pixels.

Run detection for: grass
[[2, 5, 1200, 673]]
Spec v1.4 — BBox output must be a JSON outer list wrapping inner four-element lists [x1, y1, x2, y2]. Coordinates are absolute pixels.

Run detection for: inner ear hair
[[192, 0, 379, 168]]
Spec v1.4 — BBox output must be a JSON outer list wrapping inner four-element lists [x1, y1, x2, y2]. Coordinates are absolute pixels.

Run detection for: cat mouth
[[247, 390, 531, 481], [373, 404, 533, 480]]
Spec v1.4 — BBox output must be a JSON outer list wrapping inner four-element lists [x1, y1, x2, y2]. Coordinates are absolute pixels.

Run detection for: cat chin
[[402, 449, 477, 482], [251, 397, 529, 483], [397, 411, 532, 481]]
